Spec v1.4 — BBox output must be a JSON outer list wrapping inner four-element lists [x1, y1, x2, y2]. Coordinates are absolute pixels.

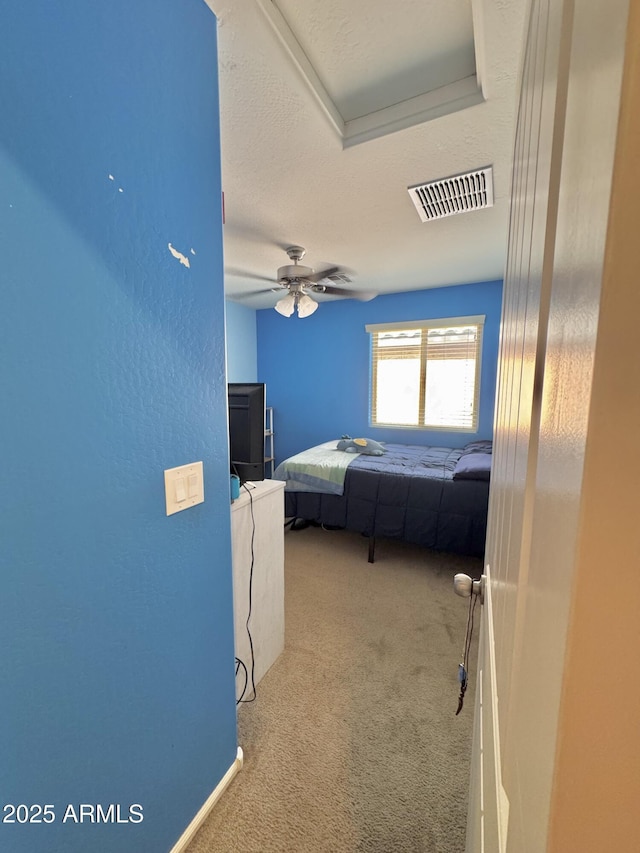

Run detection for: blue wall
[[225, 300, 258, 382], [257, 281, 503, 464], [0, 3, 237, 852]]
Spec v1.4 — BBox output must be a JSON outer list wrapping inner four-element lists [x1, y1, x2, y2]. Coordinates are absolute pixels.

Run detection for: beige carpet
[[187, 526, 481, 853]]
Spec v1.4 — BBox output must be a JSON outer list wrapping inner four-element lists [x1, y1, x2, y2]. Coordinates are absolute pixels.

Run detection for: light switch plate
[[164, 461, 204, 516]]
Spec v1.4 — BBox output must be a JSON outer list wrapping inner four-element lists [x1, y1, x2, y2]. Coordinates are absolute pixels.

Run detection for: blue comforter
[[282, 442, 490, 557]]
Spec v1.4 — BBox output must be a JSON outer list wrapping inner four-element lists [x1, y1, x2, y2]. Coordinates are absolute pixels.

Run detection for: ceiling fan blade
[[304, 266, 341, 283], [312, 284, 378, 301], [226, 266, 276, 283], [235, 287, 283, 299]]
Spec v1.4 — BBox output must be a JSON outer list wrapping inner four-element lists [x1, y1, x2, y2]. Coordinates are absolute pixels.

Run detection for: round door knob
[[453, 573, 474, 597]]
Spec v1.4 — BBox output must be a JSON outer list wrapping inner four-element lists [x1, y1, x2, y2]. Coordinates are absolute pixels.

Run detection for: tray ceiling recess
[[257, 0, 487, 148], [408, 166, 494, 222]]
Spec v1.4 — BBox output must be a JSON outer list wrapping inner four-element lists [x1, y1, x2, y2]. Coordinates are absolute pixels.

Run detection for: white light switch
[[187, 473, 199, 498], [164, 461, 204, 516]]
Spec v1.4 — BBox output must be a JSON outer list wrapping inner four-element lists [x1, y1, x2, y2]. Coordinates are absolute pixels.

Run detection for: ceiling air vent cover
[[408, 166, 494, 223]]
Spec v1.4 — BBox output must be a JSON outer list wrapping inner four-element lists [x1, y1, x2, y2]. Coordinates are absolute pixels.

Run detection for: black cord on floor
[[235, 656, 248, 703], [236, 482, 257, 705]]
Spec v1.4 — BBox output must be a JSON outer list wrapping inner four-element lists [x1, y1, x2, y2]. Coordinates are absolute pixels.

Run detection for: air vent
[[408, 167, 494, 223]]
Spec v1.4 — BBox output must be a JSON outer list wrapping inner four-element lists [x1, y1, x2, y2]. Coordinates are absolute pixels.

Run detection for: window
[[365, 316, 484, 431]]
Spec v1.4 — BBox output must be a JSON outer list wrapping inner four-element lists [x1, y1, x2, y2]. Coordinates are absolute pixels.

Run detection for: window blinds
[[366, 317, 484, 430]]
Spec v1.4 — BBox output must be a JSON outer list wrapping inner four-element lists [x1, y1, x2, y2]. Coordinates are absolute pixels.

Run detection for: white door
[[466, 0, 635, 850]]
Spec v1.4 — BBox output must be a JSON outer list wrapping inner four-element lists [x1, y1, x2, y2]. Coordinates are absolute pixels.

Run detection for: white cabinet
[[230, 478, 285, 700]]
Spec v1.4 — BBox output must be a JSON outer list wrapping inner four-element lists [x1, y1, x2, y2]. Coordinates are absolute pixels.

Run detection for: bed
[[273, 439, 492, 561]]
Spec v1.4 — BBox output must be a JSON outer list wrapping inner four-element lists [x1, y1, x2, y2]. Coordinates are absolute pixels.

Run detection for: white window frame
[[365, 315, 485, 432]]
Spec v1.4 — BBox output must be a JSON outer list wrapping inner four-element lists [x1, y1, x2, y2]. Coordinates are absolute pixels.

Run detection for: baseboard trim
[[169, 746, 244, 853]]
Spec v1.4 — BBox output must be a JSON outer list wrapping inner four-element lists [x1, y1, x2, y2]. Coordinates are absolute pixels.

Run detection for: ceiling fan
[[246, 246, 377, 318]]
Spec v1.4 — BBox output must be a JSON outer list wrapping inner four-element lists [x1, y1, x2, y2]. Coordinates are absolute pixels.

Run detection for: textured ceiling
[[269, 0, 476, 120], [206, 0, 528, 309]]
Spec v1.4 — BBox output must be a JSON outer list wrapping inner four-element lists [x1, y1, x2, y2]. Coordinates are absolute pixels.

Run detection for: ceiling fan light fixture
[[274, 292, 296, 317], [296, 293, 318, 318], [262, 246, 375, 314]]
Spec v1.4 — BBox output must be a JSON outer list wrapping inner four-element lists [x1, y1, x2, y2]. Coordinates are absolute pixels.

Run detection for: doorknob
[[453, 573, 485, 604]]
